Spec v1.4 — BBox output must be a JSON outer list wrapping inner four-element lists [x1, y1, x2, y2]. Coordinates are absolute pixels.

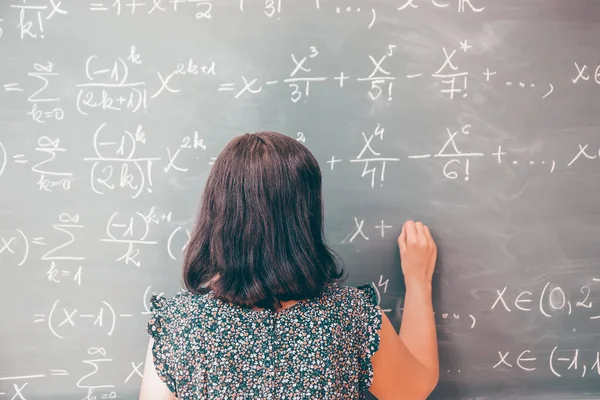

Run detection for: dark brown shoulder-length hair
[[183, 131, 344, 310]]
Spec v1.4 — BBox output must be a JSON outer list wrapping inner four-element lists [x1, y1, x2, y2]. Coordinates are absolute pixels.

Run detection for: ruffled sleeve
[[356, 283, 383, 392], [146, 294, 177, 394]]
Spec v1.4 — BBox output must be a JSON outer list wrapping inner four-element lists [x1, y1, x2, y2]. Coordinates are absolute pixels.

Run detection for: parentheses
[[48, 299, 64, 339], [93, 123, 107, 159], [167, 226, 182, 261], [123, 130, 136, 160], [567, 300, 572, 315], [0, 142, 7, 176], [105, 213, 119, 241], [117, 57, 129, 86], [368, 8, 376, 29], [75, 90, 88, 116], [16, 229, 29, 266], [89, 162, 104, 195], [143, 285, 152, 313], [133, 88, 144, 112], [469, 314, 476, 329], [102, 301, 116, 336], [131, 161, 145, 199], [539, 282, 551, 317], [134, 211, 150, 241], [85, 56, 96, 81], [549, 346, 561, 377]]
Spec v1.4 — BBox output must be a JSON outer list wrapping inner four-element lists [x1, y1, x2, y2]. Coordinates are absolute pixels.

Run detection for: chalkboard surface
[[2, 0, 600, 399]]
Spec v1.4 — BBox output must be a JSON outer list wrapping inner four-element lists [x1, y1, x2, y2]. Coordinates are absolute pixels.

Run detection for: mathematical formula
[[2, 0, 600, 398]]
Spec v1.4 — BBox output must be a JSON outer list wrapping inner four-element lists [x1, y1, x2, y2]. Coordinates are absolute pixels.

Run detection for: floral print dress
[[147, 283, 382, 399]]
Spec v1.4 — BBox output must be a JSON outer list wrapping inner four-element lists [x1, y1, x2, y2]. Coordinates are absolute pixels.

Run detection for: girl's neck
[[251, 299, 300, 312]]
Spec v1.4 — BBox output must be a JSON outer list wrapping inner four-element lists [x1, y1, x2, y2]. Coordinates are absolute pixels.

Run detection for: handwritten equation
[[491, 280, 600, 321], [2, 120, 599, 195], [0, 345, 146, 400], [2, 0, 600, 398], [7, 42, 600, 119]]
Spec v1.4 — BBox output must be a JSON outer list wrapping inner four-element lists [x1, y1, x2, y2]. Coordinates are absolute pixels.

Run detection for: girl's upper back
[[147, 283, 382, 400]]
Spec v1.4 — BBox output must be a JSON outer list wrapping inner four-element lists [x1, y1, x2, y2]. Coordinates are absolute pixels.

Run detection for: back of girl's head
[[183, 131, 343, 310]]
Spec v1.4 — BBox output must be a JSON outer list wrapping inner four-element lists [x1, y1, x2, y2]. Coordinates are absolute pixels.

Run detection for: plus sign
[[117, 96, 127, 104], [375, 220, 393, 238], [483, 68, 496, 82], [160, 212, 172, 221], [492, 145, 507, 164], [460, 40, 472, 53], [334, 72, 349, 88], [327, 156, 342, 170]]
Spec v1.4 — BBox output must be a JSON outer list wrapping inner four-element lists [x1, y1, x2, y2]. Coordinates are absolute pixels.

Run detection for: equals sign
[[218, 83, 235, 92], [60, 271, 71, 276], [89, 2, 108, 11], [49, 369, 69, 376], [4, 83, 23, 92], [13, 155, 28, 164], [33, 314, 46, 323], [32, 237, 46, 245], [208, 157, 217, 165]]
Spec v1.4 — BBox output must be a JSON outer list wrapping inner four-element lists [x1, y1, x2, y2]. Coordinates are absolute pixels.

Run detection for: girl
[[140, 132, 438, 399]]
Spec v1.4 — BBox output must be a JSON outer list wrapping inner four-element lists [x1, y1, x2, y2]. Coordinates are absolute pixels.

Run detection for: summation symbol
[[77, 347, 117, 400], [41, 213, 84, 262], [24, 62, 65, 123], [31, 136, 72, 191]]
